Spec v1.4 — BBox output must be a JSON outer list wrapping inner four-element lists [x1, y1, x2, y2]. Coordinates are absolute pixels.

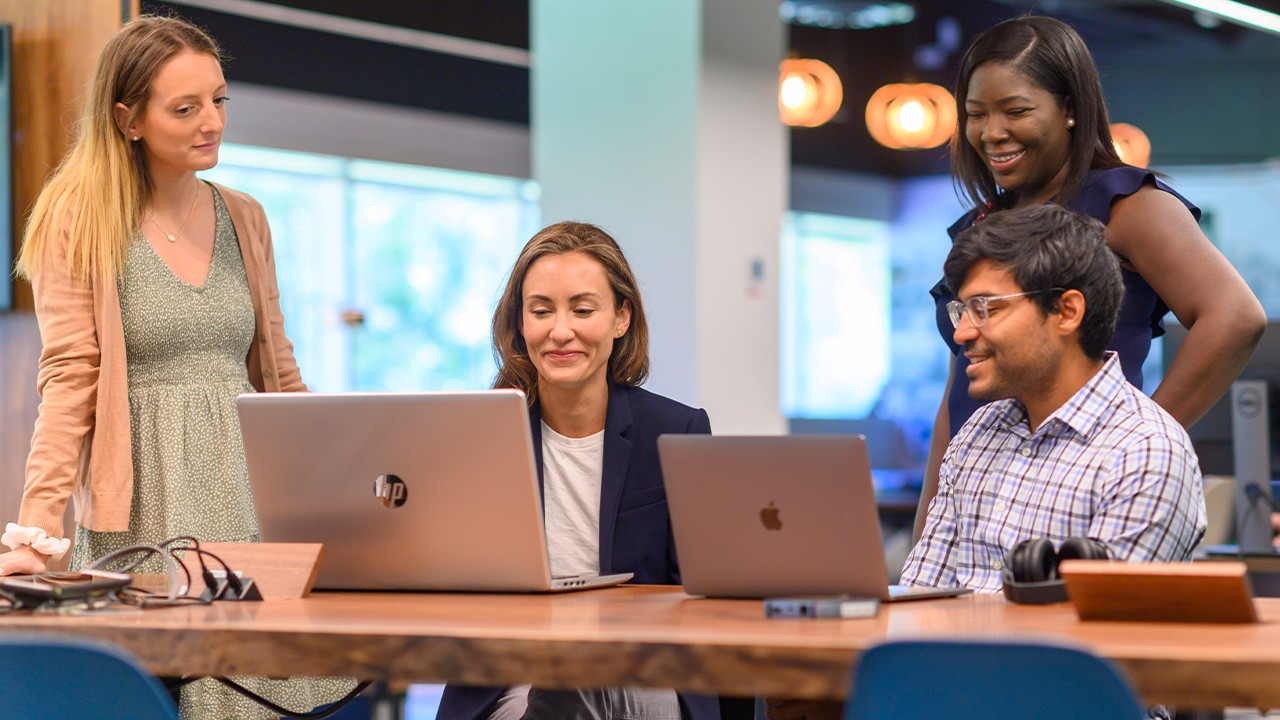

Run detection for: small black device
[[198, 569, 263, 602], [764, 594, 880, 618], [0, 569, 131, 609]]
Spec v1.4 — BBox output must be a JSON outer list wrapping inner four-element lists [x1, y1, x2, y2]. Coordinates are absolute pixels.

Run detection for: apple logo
[[760, 501, 782, 531]]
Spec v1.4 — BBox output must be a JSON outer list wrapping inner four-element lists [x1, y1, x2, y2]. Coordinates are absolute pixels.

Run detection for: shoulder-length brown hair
[[491, 221, 650, 403], [951, 15, 1124, 212]]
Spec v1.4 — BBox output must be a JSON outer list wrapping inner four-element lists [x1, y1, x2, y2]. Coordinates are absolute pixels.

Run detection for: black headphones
[[1001, 536, 1110, 604]]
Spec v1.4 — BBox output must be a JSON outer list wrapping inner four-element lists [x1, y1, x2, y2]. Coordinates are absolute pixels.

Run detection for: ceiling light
[[779, 58, 844, 127], [1158, 0, 1280, 36], [779, 1, 916, 30], [1111, 123, 1152, 168], [865, 83, 956, 150], [1194, 10, 1225, 27]]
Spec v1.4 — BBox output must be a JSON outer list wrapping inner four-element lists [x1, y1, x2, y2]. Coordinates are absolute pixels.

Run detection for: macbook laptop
[[657, 435, 968, 601], [236, 390, 632, 592]]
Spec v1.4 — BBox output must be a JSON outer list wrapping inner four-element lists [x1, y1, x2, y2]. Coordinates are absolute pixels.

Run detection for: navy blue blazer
[[436, 383, 719, 720]]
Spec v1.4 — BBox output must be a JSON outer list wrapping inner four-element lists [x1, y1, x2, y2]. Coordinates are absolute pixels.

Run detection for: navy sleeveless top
[[930, 165, 1201, 437]]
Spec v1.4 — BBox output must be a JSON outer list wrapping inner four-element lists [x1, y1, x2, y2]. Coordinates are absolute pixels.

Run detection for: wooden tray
[[1061, 560, 1257, 623]]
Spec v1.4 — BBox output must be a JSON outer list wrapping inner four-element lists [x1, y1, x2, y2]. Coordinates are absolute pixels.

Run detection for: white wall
[[533, 0, 787, 433], [225, 83, 531, 179]]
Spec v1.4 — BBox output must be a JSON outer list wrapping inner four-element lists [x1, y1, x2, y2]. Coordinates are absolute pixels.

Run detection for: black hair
[[951, 16, 1124, 210], [944, 204, 1123, 359]]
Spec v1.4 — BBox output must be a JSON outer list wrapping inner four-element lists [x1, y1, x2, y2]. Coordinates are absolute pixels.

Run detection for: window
[[781, 211, 891, 418], [202, 144, 539, 391]]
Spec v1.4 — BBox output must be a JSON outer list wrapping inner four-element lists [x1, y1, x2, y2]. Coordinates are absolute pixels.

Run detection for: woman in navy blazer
[[528, 381, 709, 584], [437, 222, 718, 720]]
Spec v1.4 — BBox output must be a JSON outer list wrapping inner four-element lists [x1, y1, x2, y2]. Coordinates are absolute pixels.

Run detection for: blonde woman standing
[[0, 15, 348, 719]]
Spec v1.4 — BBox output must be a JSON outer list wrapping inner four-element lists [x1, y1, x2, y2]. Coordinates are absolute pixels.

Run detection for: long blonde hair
[[15, 15, 221, 282]]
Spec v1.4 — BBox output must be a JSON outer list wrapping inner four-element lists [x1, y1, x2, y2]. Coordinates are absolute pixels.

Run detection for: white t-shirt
[[490, 422, 680, 720], [540, 421, 604, 578]]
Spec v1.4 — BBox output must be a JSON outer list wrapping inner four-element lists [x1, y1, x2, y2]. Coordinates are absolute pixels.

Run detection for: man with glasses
[[901, 203, 1206, 592]]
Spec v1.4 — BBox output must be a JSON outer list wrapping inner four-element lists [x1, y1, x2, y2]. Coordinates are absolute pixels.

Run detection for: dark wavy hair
[[951, 16, 1124, 211], [944, 204, 1123, 360], [491, 222, 650, 404]]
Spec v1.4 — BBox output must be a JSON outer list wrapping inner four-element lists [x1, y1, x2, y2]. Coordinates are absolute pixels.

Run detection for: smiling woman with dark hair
[[914, 15, 1265, 541]]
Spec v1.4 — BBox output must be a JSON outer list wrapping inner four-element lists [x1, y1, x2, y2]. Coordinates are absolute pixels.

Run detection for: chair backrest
[[845, 638, 1145, 720], [0, 635, 180, 720]]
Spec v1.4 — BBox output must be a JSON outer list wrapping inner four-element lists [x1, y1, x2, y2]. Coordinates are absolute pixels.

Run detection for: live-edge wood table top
[[4, 586, 1280, 709]]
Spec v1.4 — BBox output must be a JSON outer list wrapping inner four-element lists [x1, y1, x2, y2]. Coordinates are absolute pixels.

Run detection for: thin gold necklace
[[148, 182, 201, 243]]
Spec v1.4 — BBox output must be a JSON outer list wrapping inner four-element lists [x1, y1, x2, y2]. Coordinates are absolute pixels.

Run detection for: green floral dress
[[71, 185, 353, 720]]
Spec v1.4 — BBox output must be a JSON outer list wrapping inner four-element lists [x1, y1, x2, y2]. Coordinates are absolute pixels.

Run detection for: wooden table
[[3, 586, 1280, 709]]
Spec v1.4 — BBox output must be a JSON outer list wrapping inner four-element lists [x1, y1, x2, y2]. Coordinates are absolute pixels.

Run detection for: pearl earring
[[1066, 118, 1075, 129]]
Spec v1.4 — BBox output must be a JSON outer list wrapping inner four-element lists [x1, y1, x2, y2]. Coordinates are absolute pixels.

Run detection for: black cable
[[187, 547, 224, 595], [158, 537, 246, 594], [3, 536, 259, 611], [1235, 482, 1276, 558], [88, 540, 232, 607], [159, 536, 202, 593], [13, 536, 366, 715], [87, 544, 184, 605], [177, 547, 242, 598], [215, 678, 372, 719], [159, 536, 202, 550], [90, 537, 241, 604], [1245, 482, 1271, 505]]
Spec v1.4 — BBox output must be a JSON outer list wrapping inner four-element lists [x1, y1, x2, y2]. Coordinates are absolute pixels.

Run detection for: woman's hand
[[0, 546, 50, 576]]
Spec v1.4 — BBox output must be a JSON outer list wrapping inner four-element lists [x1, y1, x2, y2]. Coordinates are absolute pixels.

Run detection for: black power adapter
[[198, 570, 263, 602]]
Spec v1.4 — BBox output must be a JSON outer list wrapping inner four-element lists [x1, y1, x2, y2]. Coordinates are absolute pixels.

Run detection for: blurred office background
[[1, 3, 1278, 716], [141, 0, 1280, 494], [3, 0, 1278, 541], [5, 1, 1274, 532]]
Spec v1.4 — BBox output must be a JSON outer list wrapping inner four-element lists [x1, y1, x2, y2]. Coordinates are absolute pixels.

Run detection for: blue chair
[[844, 638, 1146, 720], [0, 635, 179, 719]]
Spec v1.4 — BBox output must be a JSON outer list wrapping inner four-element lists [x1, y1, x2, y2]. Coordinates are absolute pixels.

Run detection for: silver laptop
[[236, 390, 632, 592], [658, 435, 969, 601]]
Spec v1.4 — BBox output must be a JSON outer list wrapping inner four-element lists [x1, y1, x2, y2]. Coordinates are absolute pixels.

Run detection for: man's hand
[[764, 698, 843, 720], [0, 546, 50, 576]]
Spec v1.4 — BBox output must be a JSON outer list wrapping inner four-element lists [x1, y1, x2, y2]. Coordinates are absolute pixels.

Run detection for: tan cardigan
[[18, 183, 305, 538]]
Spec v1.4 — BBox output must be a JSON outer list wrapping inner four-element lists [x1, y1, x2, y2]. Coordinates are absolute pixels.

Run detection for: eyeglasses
[[945, 288, 1063, 329]]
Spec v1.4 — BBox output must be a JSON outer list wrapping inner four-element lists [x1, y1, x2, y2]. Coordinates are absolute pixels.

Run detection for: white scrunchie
[[1, 523, 71, 560]]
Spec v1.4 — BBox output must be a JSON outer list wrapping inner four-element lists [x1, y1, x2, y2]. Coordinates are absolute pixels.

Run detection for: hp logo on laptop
[[373, 474, 409, 508]]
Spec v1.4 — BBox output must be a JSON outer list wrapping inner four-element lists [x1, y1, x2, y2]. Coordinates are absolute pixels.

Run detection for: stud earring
[[131, 135, 139, 141], [616, 329, 624, 338], [1066, 118, 1075, 129]]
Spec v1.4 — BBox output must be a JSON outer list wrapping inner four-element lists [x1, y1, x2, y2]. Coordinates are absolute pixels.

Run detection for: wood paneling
[[0, 0, 135, 310], [0, 1, 134, 530]]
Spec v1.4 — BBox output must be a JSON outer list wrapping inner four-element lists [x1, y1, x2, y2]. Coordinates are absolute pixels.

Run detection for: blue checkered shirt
[[902, 353, 1207, 592]]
